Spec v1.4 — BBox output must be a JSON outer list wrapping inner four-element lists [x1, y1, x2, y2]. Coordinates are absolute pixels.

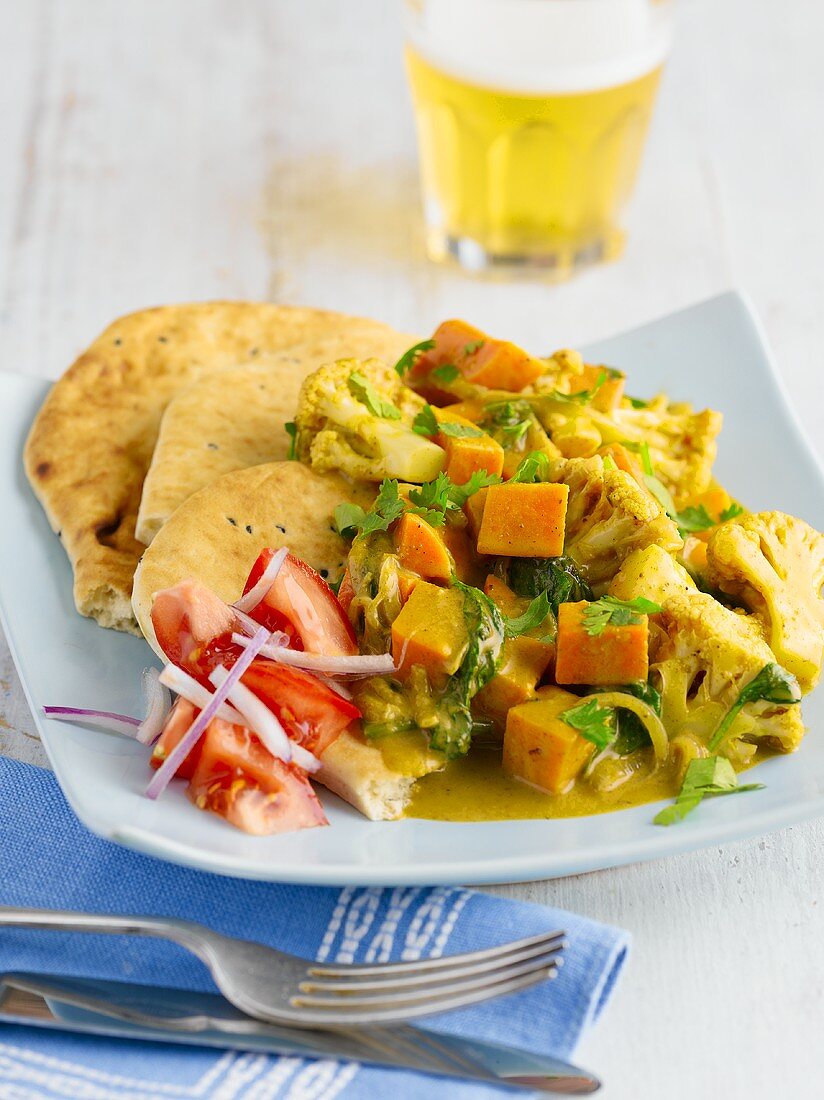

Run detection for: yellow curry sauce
[[402, 740, 774, 822]]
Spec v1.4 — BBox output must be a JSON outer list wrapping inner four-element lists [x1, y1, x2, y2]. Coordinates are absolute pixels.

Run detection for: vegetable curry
[[293, 317, 822, 827]]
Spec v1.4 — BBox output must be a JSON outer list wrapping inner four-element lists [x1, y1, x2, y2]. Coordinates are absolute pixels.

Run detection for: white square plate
[[2, 292, 823, 885]]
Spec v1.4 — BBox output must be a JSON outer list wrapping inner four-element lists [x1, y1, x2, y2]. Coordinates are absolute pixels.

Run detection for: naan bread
[[135, 329, 412, 545], [24, 302, 410, 634], [131, 460, 374, 655]]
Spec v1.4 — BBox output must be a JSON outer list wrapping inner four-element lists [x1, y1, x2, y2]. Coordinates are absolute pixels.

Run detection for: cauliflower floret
[[609, 545, 697, 606], [652, 591, 805, 759], [705, 511, 824, 692], [529, 387, 722, 509], [295, 358, 446, 483], [552, 456, 683, 593]]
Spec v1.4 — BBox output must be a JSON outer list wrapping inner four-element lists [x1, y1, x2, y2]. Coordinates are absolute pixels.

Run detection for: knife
[[0, 972, 599, 1094]]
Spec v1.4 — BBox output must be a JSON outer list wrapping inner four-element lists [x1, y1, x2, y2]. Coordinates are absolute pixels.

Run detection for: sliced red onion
[[233, 546, 288, 613], [209, 666, 291, 764], [231, 632, 395, 677], [136, 668, 172, 745], [146, 628, 270, 800], [233, 606, 290, 646], [209, 666, 320, 774], [43, 707, 141, 738], [158, 665, 246, 725]]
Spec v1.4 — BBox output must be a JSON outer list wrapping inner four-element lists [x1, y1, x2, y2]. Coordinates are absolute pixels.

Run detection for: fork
[[0, 907, 565, 1028]]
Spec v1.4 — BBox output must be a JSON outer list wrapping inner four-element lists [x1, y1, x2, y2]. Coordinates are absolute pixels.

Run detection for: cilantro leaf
[[504, 591, 553, 639], [560, 698, 616, 751], [627, 396, 649, 409], [335, 479, 406, 539], [412, 404, 439, 437], [284, 421, 298, 460], [463, 339, 485, 356], [481, 400, 534, 448], [509, 451, 551, 484], [407, 472, 457, 527], [348, 371, 401, 420], [394, 339, 435, 378], [431, 363, 460, 385], [545, 369, 607, 405], [708, 662, 801, 751], [447, 469, 501, 508], [582, 596, 663, 637], [676, 504, 715, 535], [440, 421, 484, 439], [333, 502, 368, 538], [654, 756, 765, 826], [720, 502, 745, 522]]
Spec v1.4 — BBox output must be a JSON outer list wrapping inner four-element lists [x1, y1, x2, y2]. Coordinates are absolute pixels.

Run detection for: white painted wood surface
[[2, 1, 822, 1095]]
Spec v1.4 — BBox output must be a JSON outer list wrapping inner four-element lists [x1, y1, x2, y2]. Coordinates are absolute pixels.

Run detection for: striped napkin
[[0, 757, 629, 1099]]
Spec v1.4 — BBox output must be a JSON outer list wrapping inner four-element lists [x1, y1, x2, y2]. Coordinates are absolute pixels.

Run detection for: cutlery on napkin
[[0, 756, 629, 1098]]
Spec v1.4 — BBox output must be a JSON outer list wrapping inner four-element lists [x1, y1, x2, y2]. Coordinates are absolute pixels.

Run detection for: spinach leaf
[[500, 555, 594, 611]]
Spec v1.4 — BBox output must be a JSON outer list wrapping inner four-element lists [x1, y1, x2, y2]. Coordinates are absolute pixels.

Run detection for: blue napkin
[[0, 757, 628, 1098]]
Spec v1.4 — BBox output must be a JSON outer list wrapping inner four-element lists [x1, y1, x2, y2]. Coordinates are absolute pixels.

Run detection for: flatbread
[[135, 329, 412, 545], [131, 461, 374, 656], [24, 302, 411, 634]]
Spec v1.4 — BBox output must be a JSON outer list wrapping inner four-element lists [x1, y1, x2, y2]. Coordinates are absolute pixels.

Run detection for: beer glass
[[404, 0, 674, 278]]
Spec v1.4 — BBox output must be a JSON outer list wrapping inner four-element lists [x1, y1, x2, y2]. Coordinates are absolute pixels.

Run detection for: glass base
[[426, 227, 626, 281]]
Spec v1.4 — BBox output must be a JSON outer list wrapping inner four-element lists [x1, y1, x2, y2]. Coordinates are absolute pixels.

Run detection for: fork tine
[[300, 939, 567, 994], [295, 964, 559, 1026], [307, 928, 565, 978], [293, 950, 563, 1009]]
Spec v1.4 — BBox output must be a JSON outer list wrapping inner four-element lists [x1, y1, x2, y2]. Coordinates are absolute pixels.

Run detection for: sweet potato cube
[[414, 320, 546, 395], [441, 432, 504, 486], [503, 689, 594, 793], [483, 574, 523, 617], [397, 569, 420, 604], [475, 635, 555, 727], [440, 399, 485, 423], [569, 364, 625, 412], [441, 524, 476, 584], [394, 513, 452, 584], [477, 483, 568, 557], [391, 581, 468, 680], [554, 601, 649, 685], [463, 487, 489, 541], [686, 484, 733, 522]]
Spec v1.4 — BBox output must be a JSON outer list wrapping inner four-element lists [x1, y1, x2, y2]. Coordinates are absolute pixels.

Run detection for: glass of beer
[[404, 0, 674, 278]]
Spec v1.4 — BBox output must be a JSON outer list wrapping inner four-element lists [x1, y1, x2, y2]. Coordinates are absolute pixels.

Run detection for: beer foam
[[404, 0, 673, 94]]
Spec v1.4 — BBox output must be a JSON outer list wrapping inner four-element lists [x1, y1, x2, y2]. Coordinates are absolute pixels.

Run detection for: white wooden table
[[2, 2, 822, 1096]]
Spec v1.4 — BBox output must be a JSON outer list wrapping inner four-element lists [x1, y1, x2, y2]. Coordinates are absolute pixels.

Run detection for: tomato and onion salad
[[45, 547, 375, 836]]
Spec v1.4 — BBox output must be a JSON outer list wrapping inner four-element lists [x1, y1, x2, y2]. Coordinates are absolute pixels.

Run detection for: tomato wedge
[[188, 719, 328, 835], [150, 698, 203, 780], [243, 550, 357, 656], [241, 659, 360, 756], [151, 579, 242, 683]]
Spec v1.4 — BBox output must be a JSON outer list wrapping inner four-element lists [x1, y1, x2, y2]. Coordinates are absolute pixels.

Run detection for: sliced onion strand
[[43, 707, 141, 738], [233, 547, 288, 613], [232, 632, 395, 677], [146, 628, 271, 800], [209, 666, 294, 766], [158, 665, 246, 725], [137, 667, 172, 745]]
